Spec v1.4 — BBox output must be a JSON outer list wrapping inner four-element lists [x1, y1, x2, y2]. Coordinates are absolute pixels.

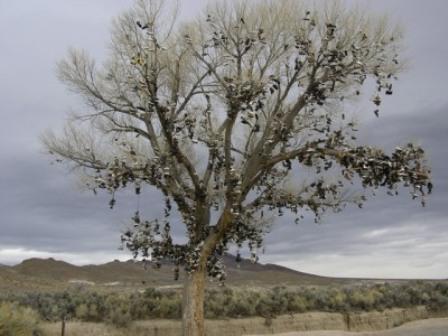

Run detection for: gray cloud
[[0, 0, 447, 278], [260, 104, 448, 278]]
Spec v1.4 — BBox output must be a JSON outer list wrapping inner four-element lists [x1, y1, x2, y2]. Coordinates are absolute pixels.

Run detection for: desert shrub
[[226, 296, 253, 318], [107, 306, 132, 328], [392, 288, 413, 307], [299, 287, 322, 311], [267, 286, 290, 315], [143, 287, 163, 300], [133, 289, 181, 319], [105, 295, 132, 328], [428, 291, 448, 312], [288, 295, 308, 313], [375, 284, 395, 309], [75, 303, 89, 320], [17, 291, 78, 322], [0, 302, 43, 336], [327, 288, 348, 311], [255, 295, 276, 317], [152, 296, 181, 318], [312, 290, 333, 311], [129, 294, 151, 320], [242, 290, 261, 315], [75, 302, 101, 321], [205, 289, 228, 318], [345, 287, 380, 311], [404, 285, 428, 306], [1, 281, 447, 322]]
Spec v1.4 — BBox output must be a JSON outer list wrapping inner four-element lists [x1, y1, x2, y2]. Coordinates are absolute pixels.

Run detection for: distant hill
[[0, 254, 344, 292]]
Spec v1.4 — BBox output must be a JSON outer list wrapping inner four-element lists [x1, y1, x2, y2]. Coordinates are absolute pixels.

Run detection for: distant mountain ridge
[[0, 254, 342, 291]]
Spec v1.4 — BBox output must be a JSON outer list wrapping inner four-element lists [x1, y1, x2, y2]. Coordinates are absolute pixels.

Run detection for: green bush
[[159, 296, 182, 318], [0, 302, 43, 336], [205, 289, 226, 318], [1, 280, 447, 322], [105, 295, 132, 328], [255, 295, 275, 317], [287, 295, 307, 313]]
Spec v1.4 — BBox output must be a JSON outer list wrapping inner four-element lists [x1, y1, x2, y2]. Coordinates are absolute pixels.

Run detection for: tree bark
[[182, 268, 206, 336]]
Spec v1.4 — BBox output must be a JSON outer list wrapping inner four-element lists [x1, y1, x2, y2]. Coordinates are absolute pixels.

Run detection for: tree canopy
[[43, 0, 432, 280]]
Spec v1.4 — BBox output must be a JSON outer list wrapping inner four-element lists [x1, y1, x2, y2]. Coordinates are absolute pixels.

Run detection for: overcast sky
[[0, 0, 447, 279]]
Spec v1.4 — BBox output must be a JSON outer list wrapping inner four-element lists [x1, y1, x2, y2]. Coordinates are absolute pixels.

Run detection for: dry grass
[[42, 318, 448, 336], [41, 321, 156, 336], [42, 320, 186, 336], [247, 318, 448, 336]]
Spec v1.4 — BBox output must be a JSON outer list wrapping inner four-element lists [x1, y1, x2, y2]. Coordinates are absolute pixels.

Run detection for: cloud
[[275, 249, 448, 279], [0, 247, 129, 266]]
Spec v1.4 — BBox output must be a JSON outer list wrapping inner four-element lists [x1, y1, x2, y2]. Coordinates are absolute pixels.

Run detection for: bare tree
[[42, 0, 432, 335]]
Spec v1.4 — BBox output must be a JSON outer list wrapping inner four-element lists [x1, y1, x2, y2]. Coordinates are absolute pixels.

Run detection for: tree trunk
[[182, 268, 206, 336]]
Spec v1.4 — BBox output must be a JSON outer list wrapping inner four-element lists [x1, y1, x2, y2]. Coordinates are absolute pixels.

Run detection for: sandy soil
[[246, 318, 448, 336]]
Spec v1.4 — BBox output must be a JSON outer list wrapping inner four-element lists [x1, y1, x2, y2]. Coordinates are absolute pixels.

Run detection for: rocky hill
[[0, 254, 343, 291]]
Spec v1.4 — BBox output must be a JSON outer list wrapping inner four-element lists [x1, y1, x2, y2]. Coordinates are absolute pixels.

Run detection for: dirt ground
[[246, 318, 448, 336]]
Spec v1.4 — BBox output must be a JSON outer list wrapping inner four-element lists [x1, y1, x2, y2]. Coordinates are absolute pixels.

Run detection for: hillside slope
[[0, 254, 343, 291]]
